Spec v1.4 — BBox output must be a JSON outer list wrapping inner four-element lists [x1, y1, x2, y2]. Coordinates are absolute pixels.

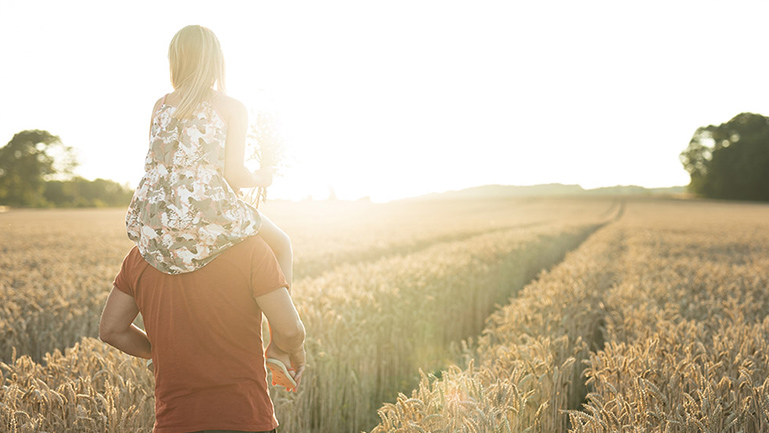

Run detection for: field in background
[[0, 197, 612, 363], [3, 197, 766, 432], [0, 196, 614, 432], [370, 198, 769, 433]]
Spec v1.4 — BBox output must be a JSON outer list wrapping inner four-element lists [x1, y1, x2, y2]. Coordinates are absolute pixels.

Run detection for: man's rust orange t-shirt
[[113, 236, 287, 433]]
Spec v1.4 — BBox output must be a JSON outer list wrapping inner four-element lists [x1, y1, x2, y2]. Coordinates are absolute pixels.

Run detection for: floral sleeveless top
[[126, 98, 261, 274]]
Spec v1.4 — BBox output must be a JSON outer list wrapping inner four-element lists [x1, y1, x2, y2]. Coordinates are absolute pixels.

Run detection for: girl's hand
[[254, 167, 275, 187]]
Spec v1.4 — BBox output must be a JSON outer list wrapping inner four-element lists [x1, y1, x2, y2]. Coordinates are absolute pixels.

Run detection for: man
[[99, 235, 306, 433]]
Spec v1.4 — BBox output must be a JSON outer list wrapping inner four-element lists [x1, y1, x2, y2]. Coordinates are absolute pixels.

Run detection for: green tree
[[0, 130, 77, 207], [43, 177, 133, 207], [680, 112, 769, 201]]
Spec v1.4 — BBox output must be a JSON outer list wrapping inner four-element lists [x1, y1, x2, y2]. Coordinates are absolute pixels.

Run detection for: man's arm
[[255, 287, 306, 383], [99, 287, 151, 359]]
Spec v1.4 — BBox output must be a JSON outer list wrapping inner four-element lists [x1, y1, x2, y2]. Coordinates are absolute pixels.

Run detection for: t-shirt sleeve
[[113, 247, 140, 297], [248, 237, 289, 298]]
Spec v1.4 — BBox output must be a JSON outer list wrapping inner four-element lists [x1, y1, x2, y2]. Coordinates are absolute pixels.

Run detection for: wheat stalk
[[243, 109, 286, 209]]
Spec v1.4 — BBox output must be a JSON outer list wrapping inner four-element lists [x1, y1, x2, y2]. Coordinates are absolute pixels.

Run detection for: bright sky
[[2, 1, 769, 202]]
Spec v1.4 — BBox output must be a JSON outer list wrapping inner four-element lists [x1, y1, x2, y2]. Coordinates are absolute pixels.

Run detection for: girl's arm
[[220, 96, 273, 189], [217, 96, 291, 284]]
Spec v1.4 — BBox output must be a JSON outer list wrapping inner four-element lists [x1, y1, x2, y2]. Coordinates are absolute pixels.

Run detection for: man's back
[[113, 236, 287, 433]]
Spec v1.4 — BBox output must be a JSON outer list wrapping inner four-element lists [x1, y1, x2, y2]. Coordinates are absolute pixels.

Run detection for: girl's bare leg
[[257, 213, 293, 288], [258, 213, 294, 368]]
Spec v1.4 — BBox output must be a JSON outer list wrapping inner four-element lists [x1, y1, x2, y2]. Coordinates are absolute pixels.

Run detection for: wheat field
[[3, 196, 766, 433], [1, 197, 614, 432], [370, 198, 769, 433]]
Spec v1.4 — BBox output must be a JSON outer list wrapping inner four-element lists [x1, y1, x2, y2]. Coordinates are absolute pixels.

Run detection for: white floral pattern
[[126, 101, 261, 274]]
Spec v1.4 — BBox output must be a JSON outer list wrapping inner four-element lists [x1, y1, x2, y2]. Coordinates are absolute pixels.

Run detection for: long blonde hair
[[168, 25, 225, 119]]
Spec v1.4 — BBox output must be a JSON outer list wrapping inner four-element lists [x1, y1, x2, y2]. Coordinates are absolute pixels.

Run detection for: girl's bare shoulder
[[152, 95, 166, 112], [211, 93, 247, 121]]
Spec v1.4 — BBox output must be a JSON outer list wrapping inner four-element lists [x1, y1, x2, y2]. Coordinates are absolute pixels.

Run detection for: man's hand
[[289, 346, 306, 387], [265, 341, 306, 391], [256, 287, 306, 389]]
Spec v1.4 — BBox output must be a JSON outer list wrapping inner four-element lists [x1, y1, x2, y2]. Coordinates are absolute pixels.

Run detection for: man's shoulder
[[128, 247, 155, 274], [224, 236, 272, 259], [127, 246, 151, 268], [127, 245, 142, 258], [114, 246, 149, 296], [212, 236, 280, 279]]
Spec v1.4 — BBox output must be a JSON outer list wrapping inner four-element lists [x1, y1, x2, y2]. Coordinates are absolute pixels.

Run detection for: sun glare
[[5, 2, 769, 202]]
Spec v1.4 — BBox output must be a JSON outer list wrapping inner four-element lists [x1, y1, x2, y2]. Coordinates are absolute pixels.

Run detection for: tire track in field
[[294, 221, 546, 281], [364, 200, 626, 432], [294, 199, 624, 281]]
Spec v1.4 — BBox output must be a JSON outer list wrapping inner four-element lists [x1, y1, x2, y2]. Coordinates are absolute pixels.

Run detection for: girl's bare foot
[[264, 342, 297, 391]]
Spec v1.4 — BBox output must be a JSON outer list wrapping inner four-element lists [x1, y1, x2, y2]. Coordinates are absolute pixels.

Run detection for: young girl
[[125, 24, 298, 391]]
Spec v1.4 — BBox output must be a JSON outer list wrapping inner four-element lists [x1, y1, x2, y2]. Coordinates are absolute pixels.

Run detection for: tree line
[[0, 130, 133, 208], [3, 118, 768, 208], [681, 112, 769, 202]]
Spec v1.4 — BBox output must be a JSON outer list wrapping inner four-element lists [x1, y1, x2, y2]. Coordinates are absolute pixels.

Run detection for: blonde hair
[[168, 25, 226, 119]]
